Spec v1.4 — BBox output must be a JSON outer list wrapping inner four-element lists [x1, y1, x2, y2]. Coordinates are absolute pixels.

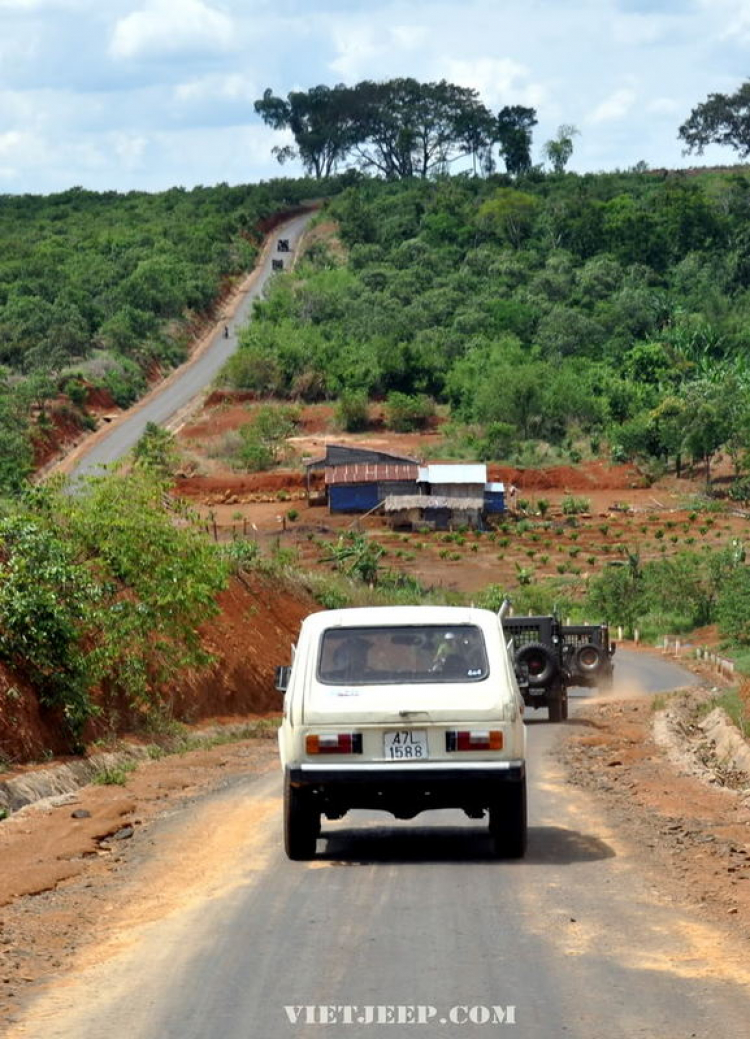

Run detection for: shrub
[[561, 495, 590, 515], [335, 390, 369, 432], [133, 422, 179, 476], [384, 392, 435, 432]]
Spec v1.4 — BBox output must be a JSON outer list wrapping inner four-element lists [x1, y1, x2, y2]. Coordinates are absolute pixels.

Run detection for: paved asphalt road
[[12, 650, 750, 1039], [65, 209, 314, 481]]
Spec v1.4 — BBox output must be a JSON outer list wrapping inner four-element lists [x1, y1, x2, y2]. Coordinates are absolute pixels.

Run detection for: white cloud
[[328, 19, 430, 80], [110, 0, 235, 61], [328, 23, 379, 79], [390, 24, 428, 49], [698, 0, 750, 42], [112, 132, 148, 168], [174, 72, 257, 104], [0, 129, 26, 157], [0, 0, 85, 9], [587, 87, 637, 124], [612, 13, 669, 46], [445, 56, 546, 109], [646, 96, 681, 116]]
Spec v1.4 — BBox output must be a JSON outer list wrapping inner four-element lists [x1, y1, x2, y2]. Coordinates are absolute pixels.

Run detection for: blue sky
[[0, 0, 747, 194]]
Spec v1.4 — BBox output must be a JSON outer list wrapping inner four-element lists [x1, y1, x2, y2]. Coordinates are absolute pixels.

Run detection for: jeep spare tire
[[516, 642, 559, 686], [575, 643, 603, 673]]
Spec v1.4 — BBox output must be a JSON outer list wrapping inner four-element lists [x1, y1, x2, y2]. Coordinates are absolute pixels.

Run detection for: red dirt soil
[[0, 569, 317, 767], [487, 460, 646, 491]]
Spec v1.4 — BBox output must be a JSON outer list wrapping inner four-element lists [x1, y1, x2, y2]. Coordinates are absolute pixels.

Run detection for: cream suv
[[276, 605, 527, 860]]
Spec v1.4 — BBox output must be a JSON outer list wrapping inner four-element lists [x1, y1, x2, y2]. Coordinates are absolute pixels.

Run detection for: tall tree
[[496, 105, 537, 175], [349, 79, 496, 179], [254, 84, 356, 178], [679, 82, 750, 157], [544, 124, 579, 174]]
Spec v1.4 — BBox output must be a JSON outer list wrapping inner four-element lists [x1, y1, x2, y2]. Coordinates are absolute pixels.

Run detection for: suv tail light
[[306, 733, 363, 755], [446, 730, 503, 752]]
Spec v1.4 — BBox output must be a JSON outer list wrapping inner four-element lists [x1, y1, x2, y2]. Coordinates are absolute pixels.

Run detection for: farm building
[[304, 448, 506, 526], [384, 464, 504, 530], [304, 444, 419, 512]]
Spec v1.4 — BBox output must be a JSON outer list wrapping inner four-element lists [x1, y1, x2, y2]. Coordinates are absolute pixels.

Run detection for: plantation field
[[173, 395, 747, 598]]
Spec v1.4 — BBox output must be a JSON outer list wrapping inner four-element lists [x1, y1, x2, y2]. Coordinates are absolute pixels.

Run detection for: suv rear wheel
[[489, 780, 527, 859], [284, 773, 320, 861]]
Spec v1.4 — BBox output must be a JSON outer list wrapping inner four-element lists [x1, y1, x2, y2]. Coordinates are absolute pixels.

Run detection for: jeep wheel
[[284, 773, 320, 861], [489, 780, 527, 859], [516, 642, 559, 687], [548, 685, 567, 723], [575, 642, 603, 674]]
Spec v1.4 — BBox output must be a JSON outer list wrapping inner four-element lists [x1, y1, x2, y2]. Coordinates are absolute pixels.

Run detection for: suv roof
[[301, 605, 498, 633]]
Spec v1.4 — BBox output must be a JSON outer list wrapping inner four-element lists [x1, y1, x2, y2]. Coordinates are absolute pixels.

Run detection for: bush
[[561, 495, 590, 515], [133, 422, 179, 476], [384, 392, 435, 432], [235, 404, 300, 472], [335, 390, 369, 432]]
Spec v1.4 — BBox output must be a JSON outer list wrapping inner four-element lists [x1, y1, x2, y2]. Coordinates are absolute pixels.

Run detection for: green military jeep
[[560, 623, 615, 690], [501, 614, 569, 722]]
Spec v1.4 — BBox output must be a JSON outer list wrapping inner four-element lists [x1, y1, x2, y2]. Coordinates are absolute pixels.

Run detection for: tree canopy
[[679, 81, 750, 157], [255, 78, 509, 179]]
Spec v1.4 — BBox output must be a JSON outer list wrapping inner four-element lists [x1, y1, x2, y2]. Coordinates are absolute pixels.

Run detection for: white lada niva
[[276, 605, 527, 860]]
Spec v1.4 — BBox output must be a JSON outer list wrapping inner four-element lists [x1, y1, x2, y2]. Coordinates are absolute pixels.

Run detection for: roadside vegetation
[[0, 467, 229, 748], [0, 176, 340, 495]]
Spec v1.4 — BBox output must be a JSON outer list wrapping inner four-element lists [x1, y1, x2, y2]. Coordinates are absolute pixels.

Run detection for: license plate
[[383, 730, 429, 760]]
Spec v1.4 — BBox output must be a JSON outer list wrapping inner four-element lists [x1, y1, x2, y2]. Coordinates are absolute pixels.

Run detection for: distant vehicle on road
[[502, 613, 615, 721], [561, 623, 615, 690]]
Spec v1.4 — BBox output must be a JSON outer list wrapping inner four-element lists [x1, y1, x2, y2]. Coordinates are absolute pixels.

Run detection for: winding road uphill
[[58, 209, 314, 481]]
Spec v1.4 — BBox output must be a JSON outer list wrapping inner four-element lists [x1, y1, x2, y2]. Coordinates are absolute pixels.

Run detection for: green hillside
[[0, 177, 334, 494], [223, 170, 750, 483]]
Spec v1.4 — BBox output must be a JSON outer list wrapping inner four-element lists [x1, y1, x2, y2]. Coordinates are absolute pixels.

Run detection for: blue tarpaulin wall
[[330, 484, 380, 513]]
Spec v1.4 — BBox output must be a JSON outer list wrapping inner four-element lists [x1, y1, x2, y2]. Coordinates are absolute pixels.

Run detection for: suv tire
[[489, 780, 527, 859], [284, 772, 320, 861]]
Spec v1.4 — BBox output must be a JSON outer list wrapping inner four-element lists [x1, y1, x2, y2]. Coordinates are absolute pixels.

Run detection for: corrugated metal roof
[[417, 464, 487, 485], [325, 463, 419, 486], [306, 444, 420, 470], [383, 495, 485, 512]]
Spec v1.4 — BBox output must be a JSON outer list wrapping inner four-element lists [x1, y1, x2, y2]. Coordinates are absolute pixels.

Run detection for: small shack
[[384, 464, 489, 530], [384, 493, 486, 530], [304, 444, 419, 512]]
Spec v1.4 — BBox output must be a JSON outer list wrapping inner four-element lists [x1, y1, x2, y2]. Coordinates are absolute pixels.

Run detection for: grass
[[697, 688, 748, 737], [93, 761, 138, 786], [650, 692, 672, 713]]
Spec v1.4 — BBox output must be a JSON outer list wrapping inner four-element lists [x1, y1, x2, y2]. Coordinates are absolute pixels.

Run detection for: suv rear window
[[317, 625, 488, 685]]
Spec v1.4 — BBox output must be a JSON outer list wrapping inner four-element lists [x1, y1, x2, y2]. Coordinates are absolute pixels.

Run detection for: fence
[[659, 636, 736, 678]]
